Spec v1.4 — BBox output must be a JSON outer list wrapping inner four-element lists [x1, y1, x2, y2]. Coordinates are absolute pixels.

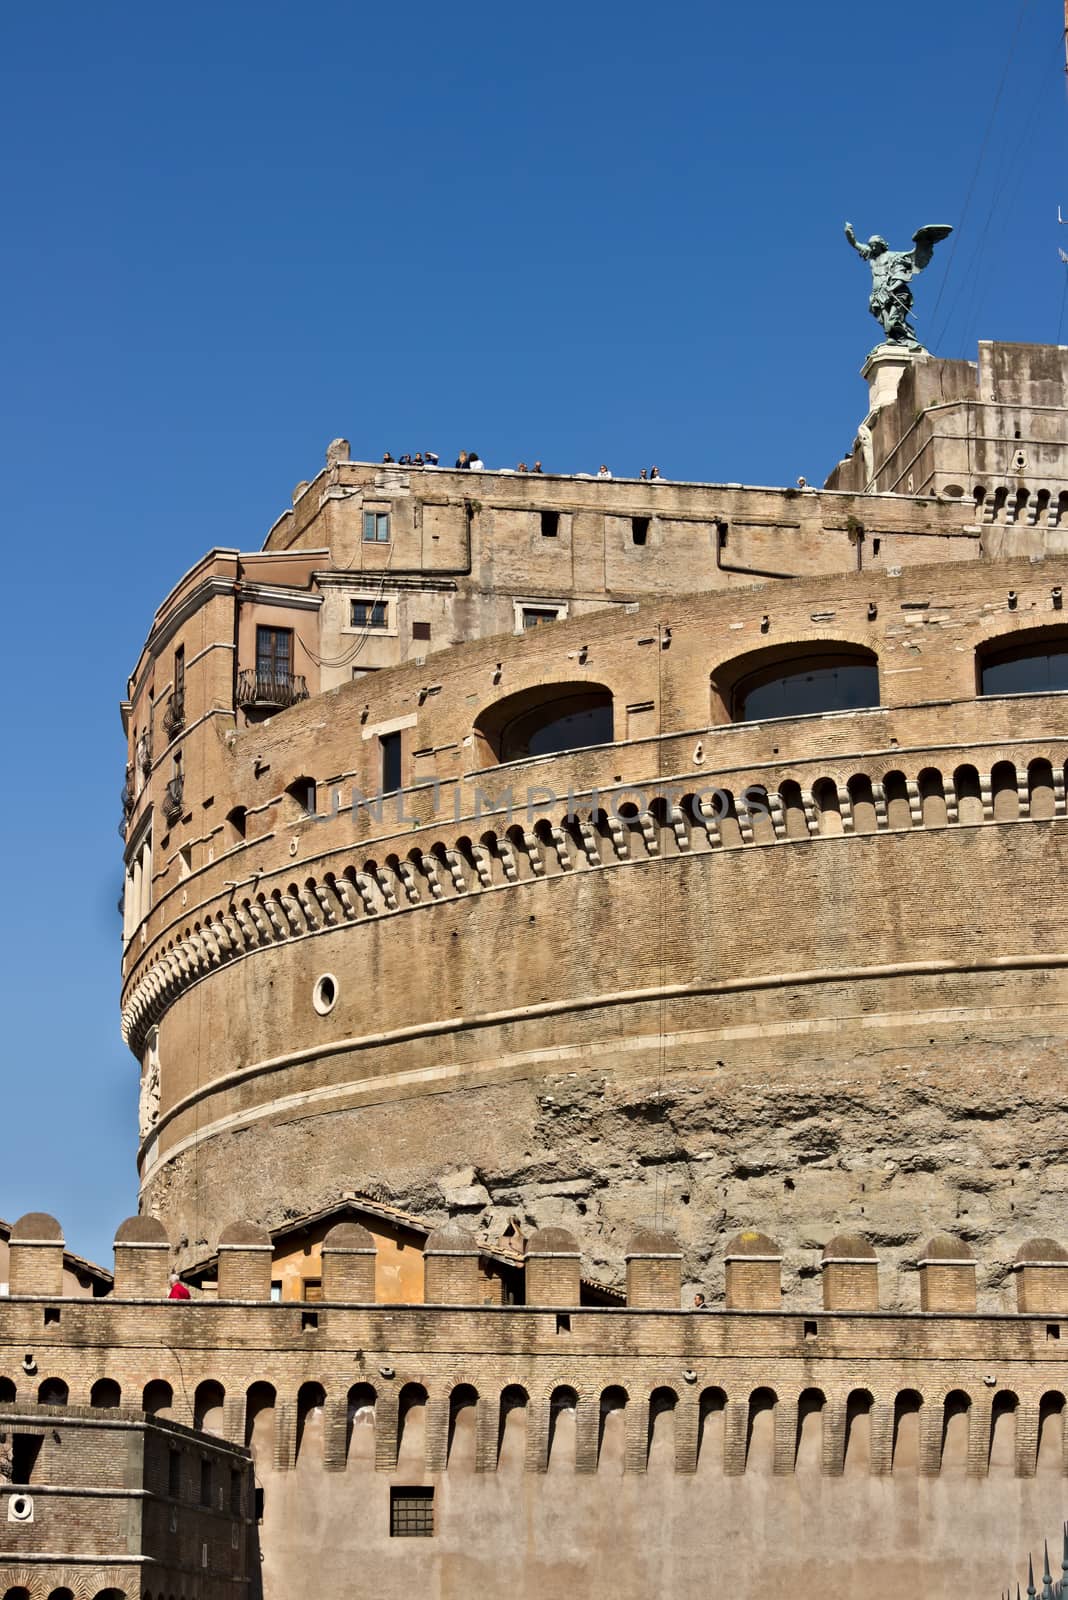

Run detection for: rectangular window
[[169, 1449, 181, 1498], [12, 1435, 42, 1485], [302, 1278, 323, 1302], [351, 599, 388, 629], [412, 620, 431, 641], [540, 510, 559, 538], [200, 1459, 212, 1507], [363, 510, 390, 543], [174, 645, 185, 698], [390, 1485, 434, 1537], [631, 516, 650, 546], [381, 731, 402, 794], [256, 625, 294, 687], [270, 1280, 283, 1302], [521, 606, 562, 630]]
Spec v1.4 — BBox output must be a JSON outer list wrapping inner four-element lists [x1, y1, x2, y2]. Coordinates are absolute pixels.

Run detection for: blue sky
[[0, 0, 1064, 1266]]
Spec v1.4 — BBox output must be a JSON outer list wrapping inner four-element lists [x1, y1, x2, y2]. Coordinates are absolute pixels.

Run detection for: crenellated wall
[[2, 1215, 1068, 1599]]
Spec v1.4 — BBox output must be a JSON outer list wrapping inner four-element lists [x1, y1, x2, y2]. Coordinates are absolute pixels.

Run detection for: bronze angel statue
[[844, 222, 953, 350]]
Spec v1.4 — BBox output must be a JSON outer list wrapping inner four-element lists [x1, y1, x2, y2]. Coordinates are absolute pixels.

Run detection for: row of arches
[[122, 749, 1066, 1053], [12, 1375, 1068, 1478]]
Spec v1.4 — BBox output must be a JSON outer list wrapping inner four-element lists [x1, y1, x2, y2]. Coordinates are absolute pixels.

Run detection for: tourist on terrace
[[597, 463, 612, 478], [381, 451, 394, 463], [532, 460, 543, 473], [639, 468, 648, 480], [468, 450, 485, 470], [517, 461, 528, 473], [413, 452, 424, 466], [425, 450, 439, 465], [649, 465, 664, 481], [168, 1272, 191, 1302], [455, 450, 469, 469]]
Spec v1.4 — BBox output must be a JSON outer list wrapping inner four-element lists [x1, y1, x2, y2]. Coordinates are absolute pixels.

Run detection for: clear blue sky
[[0, 0, 1064, 1266]]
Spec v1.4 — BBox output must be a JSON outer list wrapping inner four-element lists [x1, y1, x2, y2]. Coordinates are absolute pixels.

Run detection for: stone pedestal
[[862, 343, 927, 412]]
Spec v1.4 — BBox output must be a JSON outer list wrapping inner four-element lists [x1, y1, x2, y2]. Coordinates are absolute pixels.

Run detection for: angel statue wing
[[912, 223, 953, 271]]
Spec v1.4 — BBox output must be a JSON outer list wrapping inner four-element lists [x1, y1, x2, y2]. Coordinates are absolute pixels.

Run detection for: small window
[[302, 1279, 323, 1303], [312, 973, 338, 1015], [174, 645, 185, 698], [521, 606, 563, 630], [351, 598, 388, 629], [803, 1319, 819, 1339], [200, 1459, 212, 1506], [540, 511, 559, 538], [1048, 1324, 1062, 1341], [381, 731, 402, 794], [301, 1310, 319, 1331], [256, 625, 293, 681], [226, 805, 247, 844], [254, 1486, 265, 1523], [631, 516, 650, 546], [270, 1280, 283, 1302], [43, 1307, 60, 1326], [168, 1449, 181, 1498], [412, 620, 431, 641], [555, 1313, 571, 1334], [363, 510, 390, 543], [286, 777, 316, 817], [390, 1485, 434, 1537]]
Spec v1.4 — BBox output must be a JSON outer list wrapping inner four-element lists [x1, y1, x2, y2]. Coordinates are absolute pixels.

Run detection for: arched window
[[0, 1378, 16, 1403], [547, 1385, 578, 1471], [90, 1378, 121, 1409], [397, 1383, 428, 1472], [346, 1383, 376, 1467], [193, 1379, 225, 1435], [988, 1390, 1018, 1473], [795, 1388, 824, 1470], [143, 1382, 171, 1420], [1037, 1391, 1065, 1473], [647, 1387, 677, 1470], [843, 1389, 873, 1474], [597, 1385, 628, 1470], [978, 630, 1068, 695], [497, 1385, 528, 1471], [474, 683, 614, 764], [745, 1387, 776, 1473], [941, 1389, 971, 1472], [717, 644, 879, 724], [892, 1390, 922, 1472], [245, 1381, 277, 1457], [296, 1381, 326, 1467], [447, 1384, 478, 1470], [38, 1377, 68, 1406], [697, 1387, 726, 1473]]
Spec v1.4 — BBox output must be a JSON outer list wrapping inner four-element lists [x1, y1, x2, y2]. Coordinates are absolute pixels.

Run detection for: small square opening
[[555, 1313, 571, 1334], [631, 516, 650, 547], [43, 1307, 60, 1326], [803, 1319, 819, 1340], [391, 1485, 433, 1537], [1047, 1323, 1061, 1341], [301, 1310, 319, 1331], [540, 511, 559, 539]]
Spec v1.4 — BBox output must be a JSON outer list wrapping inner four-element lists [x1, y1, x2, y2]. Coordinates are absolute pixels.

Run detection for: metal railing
[[236, 668, 309, 710], [136, 731, 153, 776], [162, 690, 185, 739], [162, 774, 184, 825], [1004, 1525, 1068, 1598]]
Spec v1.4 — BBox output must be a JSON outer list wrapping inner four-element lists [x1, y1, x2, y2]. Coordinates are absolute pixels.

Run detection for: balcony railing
[[162, 774, 184, 825], [236, 668, 309, 710], [162, 690, 185, 740], [120, 772, 134, 838], [136, 732, 153, 776]]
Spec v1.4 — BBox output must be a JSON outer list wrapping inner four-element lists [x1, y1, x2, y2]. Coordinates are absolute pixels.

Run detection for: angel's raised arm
[[844, 222, 870, 259]]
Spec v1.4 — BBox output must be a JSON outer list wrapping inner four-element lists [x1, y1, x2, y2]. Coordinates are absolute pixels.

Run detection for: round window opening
[[313, 974, 338, 1015]]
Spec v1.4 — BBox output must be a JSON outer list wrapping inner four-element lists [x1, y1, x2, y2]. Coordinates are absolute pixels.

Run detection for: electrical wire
[[930, 0, 1034, 349]]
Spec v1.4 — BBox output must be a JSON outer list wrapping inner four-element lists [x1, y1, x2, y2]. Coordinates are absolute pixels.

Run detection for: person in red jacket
[[167, 1272, 191, 1301]]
